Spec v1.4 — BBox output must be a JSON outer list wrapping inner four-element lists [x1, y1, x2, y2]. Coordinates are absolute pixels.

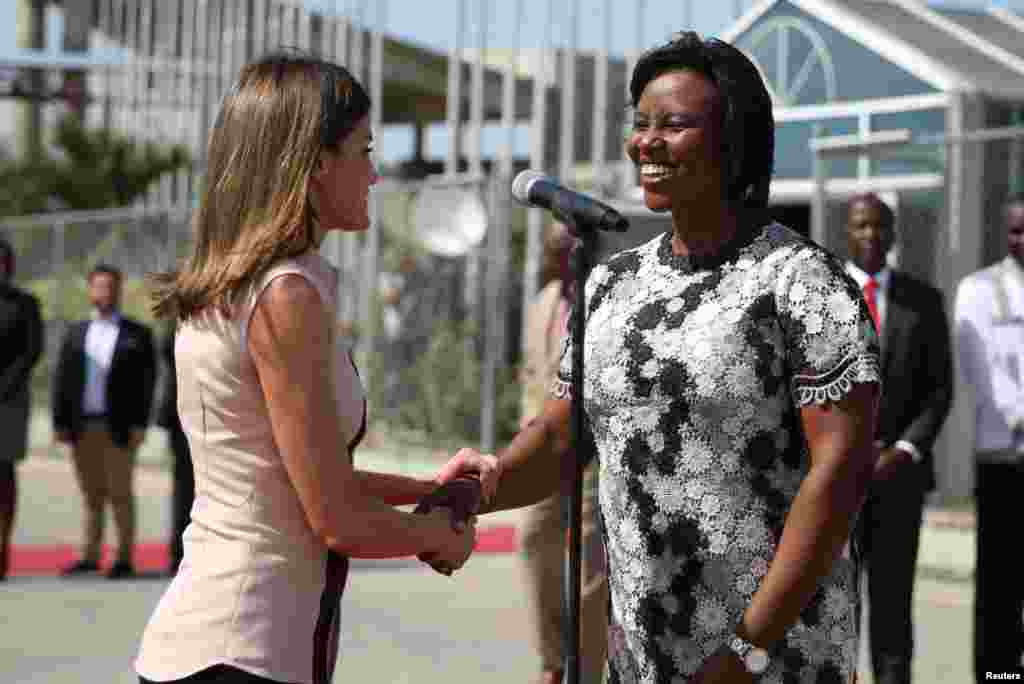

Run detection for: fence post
[[166, 206, 179, 272], [53, 220, 68, 344], [811, 148, 827, 248], [480, 173, 511, 453]]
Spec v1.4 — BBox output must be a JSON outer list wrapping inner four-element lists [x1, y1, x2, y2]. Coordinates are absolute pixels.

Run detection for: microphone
[[512, 170, 629, 233]]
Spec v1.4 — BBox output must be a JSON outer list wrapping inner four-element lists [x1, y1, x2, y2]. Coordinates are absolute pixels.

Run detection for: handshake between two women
[[413, 448, 504, 577]]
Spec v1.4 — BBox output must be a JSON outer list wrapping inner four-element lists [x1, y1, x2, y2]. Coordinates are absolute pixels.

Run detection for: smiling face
[[311, 115, 379, 234], [626, 70, 724, 214]]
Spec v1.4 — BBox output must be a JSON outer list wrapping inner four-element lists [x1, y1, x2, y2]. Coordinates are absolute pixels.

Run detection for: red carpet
[[9, 525, 519, 577]]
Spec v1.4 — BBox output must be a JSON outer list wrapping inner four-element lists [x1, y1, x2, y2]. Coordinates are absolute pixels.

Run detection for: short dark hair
[[847, 192, 895, 230], [1005, 193, 1024, 210], [88, 263, 123, 284], [629, 32, 775, 209]]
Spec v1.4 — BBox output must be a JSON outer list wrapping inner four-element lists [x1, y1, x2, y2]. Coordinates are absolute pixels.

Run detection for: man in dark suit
[[0, 238, 44, 580], [53, 263, 156, 579], [844, 193, 953, 684]]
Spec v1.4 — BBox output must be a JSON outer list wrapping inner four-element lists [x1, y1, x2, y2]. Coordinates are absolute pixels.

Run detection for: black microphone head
[[511, 170, 549, 206]]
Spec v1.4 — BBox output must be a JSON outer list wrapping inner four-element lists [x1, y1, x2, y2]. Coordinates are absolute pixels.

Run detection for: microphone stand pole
[[563, 222, 598, 684]]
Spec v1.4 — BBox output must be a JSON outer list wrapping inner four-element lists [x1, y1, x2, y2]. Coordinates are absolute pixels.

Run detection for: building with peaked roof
[[716, 0, 1024, 500]]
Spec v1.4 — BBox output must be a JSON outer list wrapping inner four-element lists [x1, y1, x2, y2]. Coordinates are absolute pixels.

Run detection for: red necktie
[[863, 277, 880, 333]]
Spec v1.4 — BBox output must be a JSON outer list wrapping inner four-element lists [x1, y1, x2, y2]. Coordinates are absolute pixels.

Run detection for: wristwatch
[[729, 634, 770, 675], [893, 440, 924, 464]]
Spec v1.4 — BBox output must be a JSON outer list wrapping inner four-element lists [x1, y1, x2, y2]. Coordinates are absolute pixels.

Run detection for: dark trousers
[[861, 466, 926, 684], [0, 461, 16, 578], [974, 461, 1024, 682], [140, 664, 290, 683], [168, 421, 193, 573]]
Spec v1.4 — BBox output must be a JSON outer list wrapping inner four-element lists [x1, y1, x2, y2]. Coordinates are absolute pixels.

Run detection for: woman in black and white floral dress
[[436, 33, 881, 684]]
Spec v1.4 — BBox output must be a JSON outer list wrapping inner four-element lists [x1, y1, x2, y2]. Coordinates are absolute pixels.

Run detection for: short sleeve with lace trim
[[774, 246, 882, 406]]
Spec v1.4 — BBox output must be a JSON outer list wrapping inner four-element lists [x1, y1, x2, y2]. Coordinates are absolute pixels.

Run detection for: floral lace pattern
[[555, 224, 880, 683]]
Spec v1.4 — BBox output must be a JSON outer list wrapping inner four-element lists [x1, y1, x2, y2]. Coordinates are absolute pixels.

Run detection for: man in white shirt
[[53, 264, 156, 579], [955, 195, 1024, 681], [845, 193, 953, 684]]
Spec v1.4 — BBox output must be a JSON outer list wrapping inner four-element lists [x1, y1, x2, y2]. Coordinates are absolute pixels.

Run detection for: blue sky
[[0, 1, 736, 57], [1, 0, 1022, 161], [2, 0, 1020, 57]]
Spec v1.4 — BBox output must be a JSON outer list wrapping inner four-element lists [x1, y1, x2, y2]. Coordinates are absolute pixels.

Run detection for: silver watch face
[[729, 636, 751, 658], [745, 647, 770, 674]]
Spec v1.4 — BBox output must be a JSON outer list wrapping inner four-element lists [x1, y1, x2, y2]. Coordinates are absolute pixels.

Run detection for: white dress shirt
[[82, 311, 122, 415], [845, 263, 891, 333], [955, 257, 1024, 459]]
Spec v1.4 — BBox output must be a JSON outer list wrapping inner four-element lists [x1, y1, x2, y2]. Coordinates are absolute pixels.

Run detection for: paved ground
[[1, 558, 973, 684], [3, 426, 977, 683], [3, 556, 540, 684]]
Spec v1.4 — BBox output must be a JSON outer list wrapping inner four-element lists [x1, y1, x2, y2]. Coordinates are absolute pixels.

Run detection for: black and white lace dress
[[554, 223, 880, 684]]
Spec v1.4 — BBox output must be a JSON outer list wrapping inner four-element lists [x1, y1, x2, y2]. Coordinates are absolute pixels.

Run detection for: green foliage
[[23, 274, 156, 325], [0, 115, 190, 217], [363, 318, 521, 450]]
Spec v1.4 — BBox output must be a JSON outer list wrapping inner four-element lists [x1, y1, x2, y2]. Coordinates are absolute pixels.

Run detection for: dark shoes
[[61, 559, 135, 579], [61, 559, 100, 577], [105, 560, 136, 580]]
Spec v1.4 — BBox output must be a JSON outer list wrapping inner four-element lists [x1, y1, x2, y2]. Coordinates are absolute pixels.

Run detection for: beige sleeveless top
[[136, 252, 365, 684]]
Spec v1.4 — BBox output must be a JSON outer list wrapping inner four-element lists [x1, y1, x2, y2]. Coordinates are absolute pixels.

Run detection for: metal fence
[[0, 171, 520, 457], [1, 204, 192, 404]]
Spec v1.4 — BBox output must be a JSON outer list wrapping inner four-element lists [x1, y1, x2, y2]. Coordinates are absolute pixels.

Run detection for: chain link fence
[[1, 172, 524, 462]]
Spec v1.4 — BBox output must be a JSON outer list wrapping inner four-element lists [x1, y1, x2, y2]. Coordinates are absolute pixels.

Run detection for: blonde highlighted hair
[[150, 52, 370, 320]]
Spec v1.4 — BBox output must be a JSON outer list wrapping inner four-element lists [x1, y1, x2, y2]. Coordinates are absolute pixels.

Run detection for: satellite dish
[[408, 185, 488, 257]]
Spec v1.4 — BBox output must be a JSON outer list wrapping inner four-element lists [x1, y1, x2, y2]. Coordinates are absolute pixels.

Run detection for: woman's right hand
[[434, 448, 502, 504], [420, 508, 477, 576]]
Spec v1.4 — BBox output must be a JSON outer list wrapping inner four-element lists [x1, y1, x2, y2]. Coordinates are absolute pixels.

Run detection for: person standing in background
[[844, 193, 953, 684], [518, 222, 607, 684], [0, 238, 44, 581], [955, 194, 1024, 682], [53, 263, 157, 579], [156, 322, 192, 576]]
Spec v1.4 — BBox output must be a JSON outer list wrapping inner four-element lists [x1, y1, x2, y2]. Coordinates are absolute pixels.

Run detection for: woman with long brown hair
[[135, 53, 485, 684]]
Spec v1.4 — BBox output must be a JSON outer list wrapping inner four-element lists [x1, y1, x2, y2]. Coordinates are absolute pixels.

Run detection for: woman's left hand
[[692, 647, 753, 684]]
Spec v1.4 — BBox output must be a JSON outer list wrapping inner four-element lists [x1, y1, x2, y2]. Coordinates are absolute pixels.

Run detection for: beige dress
[[136, 253, 366, 684]]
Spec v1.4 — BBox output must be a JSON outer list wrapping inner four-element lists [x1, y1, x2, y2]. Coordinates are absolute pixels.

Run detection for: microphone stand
[[560, 214, 599, 684]]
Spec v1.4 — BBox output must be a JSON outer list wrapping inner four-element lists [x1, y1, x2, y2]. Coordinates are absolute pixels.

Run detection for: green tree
[[0, 115, 190, 217]]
